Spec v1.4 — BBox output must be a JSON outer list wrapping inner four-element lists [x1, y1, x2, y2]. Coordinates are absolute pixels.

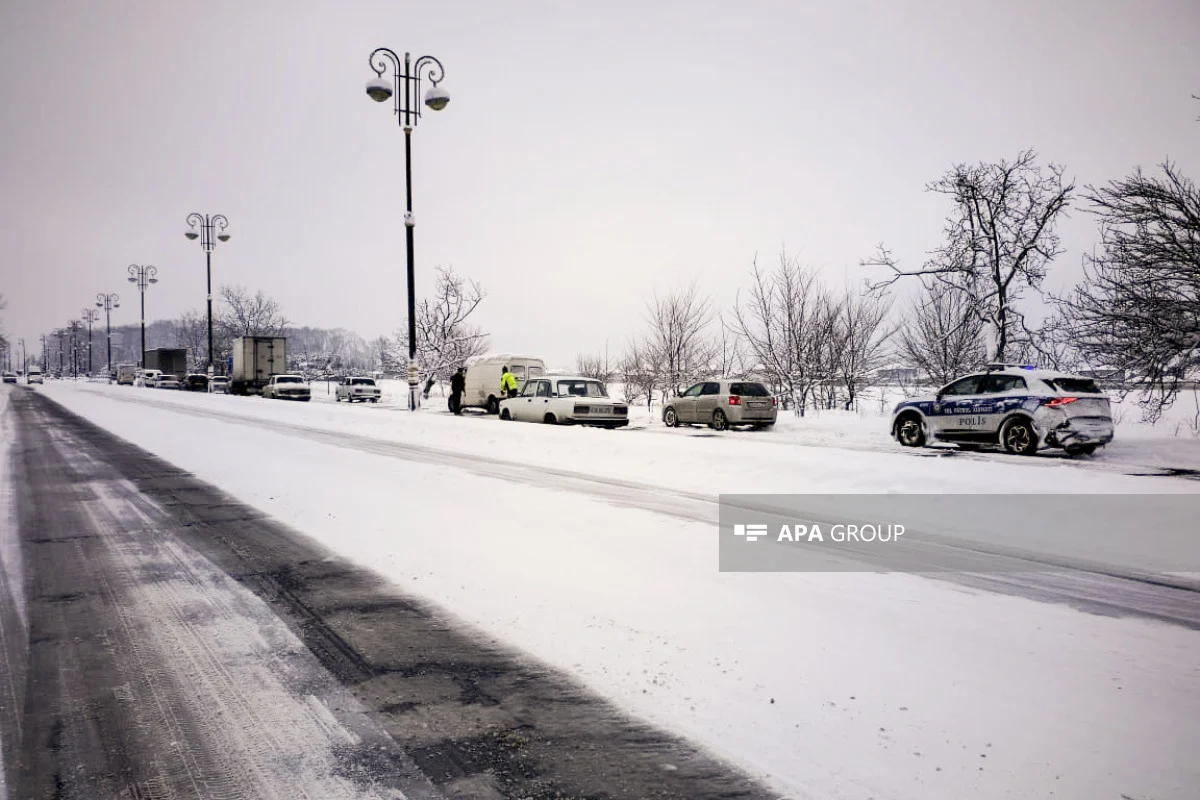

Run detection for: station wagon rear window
[[350, 378, 376, 386], [729, 382, 770, 397]]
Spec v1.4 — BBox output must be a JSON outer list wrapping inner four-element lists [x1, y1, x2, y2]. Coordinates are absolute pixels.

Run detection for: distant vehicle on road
[[499, 375, 629, 427], [183, 374, 209, 392], [230, 336, 287, 395], [136, 369, 163, 387], [262, 374, 311, 401], [26, 368, 43, 385], [1, 372, 15, 384], [208, 376, 230, 394], [143, 348, 188, 384], [890, 364, 1115, 456], [156, 374, 182, 390], [462, 355, 546, 415], [116, 365, 138, 385], [663, 380, 778, 431], [336, 376, 381, 403]]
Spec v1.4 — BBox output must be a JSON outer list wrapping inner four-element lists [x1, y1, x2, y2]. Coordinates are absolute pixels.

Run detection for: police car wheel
[[1001, 418, 1038, 456], [896, 414, 925, 447]]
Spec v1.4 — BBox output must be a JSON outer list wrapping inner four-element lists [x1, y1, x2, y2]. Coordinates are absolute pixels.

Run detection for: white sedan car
[[499, 375, 629, 428], [336, 376, 381, 403]]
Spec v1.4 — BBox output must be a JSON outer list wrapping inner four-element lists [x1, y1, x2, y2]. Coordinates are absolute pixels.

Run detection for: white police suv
[[890, 365, 1114, 456]]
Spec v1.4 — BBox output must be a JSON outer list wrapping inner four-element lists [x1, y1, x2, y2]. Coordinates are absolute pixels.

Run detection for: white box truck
[[230, 336, 287, 396], [461, 354, 546, 414]]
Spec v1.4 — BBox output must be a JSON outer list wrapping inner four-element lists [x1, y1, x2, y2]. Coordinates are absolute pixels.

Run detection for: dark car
[[183, 374, 209, 392]]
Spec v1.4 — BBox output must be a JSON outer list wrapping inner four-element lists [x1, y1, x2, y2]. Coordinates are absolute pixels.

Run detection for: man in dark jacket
[[449, 366, 466, 414]]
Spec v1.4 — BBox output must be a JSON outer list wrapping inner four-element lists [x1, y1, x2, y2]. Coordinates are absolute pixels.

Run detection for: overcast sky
[[2, 0, 1197, 368]]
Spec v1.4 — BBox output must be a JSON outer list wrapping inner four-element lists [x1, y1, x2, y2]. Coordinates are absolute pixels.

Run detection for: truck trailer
[[230, 336, 287, 395], [142, 348, 188, 381]]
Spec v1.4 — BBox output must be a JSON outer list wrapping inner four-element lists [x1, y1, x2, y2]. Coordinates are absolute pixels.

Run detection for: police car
[[890, 364, 1115, 456]]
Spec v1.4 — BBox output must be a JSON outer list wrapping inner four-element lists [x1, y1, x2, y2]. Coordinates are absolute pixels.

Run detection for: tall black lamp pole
[[184, 214, 230, 376], [365, 48, 450, 411]]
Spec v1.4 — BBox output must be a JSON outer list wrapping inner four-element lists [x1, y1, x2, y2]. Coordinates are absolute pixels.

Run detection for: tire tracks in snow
[[3, 388, 781, 799], [68, 386, 1200, 630]]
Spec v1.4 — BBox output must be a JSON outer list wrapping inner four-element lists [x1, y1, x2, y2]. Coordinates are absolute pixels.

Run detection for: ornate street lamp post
[[96, 293, 121, 378], [184, 214, 230, 376], [81, 308, 100, 374], [127, 264, 158, 367], [365, 47, 450, 411]]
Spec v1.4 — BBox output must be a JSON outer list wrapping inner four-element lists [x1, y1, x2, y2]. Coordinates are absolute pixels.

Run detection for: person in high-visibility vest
[[500, 365, 518, 398]]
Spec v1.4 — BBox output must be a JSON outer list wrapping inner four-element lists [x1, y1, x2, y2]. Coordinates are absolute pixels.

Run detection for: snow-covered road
[[12, 381, 1200, 799]]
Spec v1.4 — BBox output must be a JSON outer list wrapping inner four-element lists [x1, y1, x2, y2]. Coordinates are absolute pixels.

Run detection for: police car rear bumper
[[1045, 418, 1114, 447]]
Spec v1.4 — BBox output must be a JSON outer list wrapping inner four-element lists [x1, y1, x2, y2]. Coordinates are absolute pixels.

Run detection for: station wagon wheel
[[1001, 417, 1038, 456], [710, 409, 728, 431], [500, 408, 512, 421], [543, 413, 558, 425], [896, 413, 925, 447], [663, 407, 679, 427]]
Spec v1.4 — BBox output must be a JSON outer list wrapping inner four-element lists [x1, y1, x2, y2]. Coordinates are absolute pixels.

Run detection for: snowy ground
[[15, 380, 1200, 799]]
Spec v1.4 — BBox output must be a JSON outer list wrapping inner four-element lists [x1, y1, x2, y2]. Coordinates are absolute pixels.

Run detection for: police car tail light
[[728, 395, 741, 405], [1045, 396, 1078, 408]]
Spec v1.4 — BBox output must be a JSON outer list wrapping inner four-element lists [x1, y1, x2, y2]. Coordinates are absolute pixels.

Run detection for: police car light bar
[[985, 362, 1037, 371]]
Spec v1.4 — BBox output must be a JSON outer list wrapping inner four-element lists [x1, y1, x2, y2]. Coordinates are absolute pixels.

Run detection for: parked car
[[136, 369, 163, 387], [26, 369, 44, 385], [156, 374, 183, 390], [890, 364, 1115, 456], [1, 372, 15, 384], [663, 380, 779, 431], [336, 376, 381, 403], [116, 364, 138, 385], [262, 374, 311, 401], [183, 374, 209, 392], [499, 375, 629, 427], [462, 355, 547, 414], [208, 376, 230, 394]]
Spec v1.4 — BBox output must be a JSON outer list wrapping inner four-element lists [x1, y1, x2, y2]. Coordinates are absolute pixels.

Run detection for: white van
[[462, 355, 546, 414]]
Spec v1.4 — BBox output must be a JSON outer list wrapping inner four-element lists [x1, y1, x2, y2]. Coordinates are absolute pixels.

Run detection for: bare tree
[[643, 282, 718, 399], [831, 290, 894, 410], [398, 267, 489, 394], [173, 309, 208, 370], [576, 345, 614, 384], [731, 253, 835, 415], [898, 282, 987, 385], [866, 150, 1074, 361], [618, 339, 658, 408], [1058, 162, 1200, 420]]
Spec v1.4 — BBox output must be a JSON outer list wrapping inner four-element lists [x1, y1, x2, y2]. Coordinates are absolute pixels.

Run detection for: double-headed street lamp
[[127, 265, 158, 367], [53, 328, 65, 375], [184, 214, 230, 376], [81, 308, 100, 374], [66, 320, 82, 378], [96, 293, 120, 377], [365, 47, 450, 411]]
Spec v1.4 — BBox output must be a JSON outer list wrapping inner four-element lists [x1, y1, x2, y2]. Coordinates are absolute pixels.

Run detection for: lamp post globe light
[[96, 292, 120, 379], [365, 47, 449, 411], [127, 265, 158, 368], [184, 213, 230, 377], [81, 308, 100, 375]]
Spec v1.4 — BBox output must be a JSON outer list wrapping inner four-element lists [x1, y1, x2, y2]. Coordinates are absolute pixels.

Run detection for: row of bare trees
[[595, 256, 894, 415]]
